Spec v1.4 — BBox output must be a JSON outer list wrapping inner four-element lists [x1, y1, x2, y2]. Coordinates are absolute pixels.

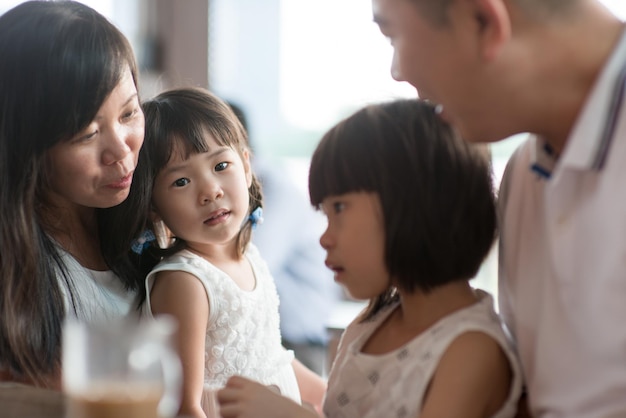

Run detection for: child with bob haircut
[[124, 87, 325, 417], [217, 99, 523, 418]]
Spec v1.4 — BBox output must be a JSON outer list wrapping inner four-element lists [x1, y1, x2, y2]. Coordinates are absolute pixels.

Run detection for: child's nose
[[199, 180, 223, 204], [319, 226, 333, 250]]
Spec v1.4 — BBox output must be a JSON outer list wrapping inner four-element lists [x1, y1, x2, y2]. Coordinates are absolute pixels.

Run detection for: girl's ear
[[242, 148, 253, 188], [471, 0, 511, 61], [151, 218, 172, 249], [149, 204, 161, 223]]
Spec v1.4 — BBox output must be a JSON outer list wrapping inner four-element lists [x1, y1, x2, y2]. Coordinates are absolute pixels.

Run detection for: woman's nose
[[101, 126, 132, 166]]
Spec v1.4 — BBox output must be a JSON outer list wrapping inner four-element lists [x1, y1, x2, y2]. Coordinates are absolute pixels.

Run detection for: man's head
[[402, 0, 572, 24], [371, 0, 584, 144]]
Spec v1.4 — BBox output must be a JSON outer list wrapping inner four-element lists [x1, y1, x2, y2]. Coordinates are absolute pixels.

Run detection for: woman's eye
[[71, 128, 97, 143], [215, 162, 229, 171], [82, 131, 98, 140], [173, 178, 190, 187], [122, 108, 138, 120]]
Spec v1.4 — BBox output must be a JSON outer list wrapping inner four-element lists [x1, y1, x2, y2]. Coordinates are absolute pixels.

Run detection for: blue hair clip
[[131, 229, 156, 254], [248, 207, 264, 229]]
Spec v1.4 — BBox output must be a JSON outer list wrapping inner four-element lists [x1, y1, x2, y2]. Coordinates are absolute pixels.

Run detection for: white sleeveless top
[[324, 290, 523, 418], [142, 244, 300, 411], [56, 245, 138, 321]]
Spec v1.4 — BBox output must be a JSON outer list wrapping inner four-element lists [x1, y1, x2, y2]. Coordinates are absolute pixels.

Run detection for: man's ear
[[472, 0, 511, 61]]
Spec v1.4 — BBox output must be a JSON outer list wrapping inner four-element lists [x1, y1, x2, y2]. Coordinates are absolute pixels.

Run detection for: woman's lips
[[106, 173, 133, 189]]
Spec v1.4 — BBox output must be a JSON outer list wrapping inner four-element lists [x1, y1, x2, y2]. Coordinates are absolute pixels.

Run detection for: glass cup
[[62, 315, 182, 418], [201, 386, 219, 418]]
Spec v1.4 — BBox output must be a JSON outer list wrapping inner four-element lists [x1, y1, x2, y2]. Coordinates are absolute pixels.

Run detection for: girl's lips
[[325, 260, 344, 277], [106, 173, 133, 189], [204, 210, 230, 226], [331, 268, 345, 283]]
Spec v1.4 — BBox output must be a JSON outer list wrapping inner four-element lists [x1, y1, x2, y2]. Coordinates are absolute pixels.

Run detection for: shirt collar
[[530, 26, 626, 179]]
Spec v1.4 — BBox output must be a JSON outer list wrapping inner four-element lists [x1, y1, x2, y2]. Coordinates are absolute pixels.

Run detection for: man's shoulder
[[498, 136, 533, 198]]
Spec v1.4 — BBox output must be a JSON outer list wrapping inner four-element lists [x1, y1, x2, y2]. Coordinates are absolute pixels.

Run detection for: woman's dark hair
[[309, 99, 496, 319], [118, 87, 263, 304], [0, 1, 139, 385]]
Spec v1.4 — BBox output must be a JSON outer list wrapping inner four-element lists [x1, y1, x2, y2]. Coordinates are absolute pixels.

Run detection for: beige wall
[[139, 0, 209, 98]]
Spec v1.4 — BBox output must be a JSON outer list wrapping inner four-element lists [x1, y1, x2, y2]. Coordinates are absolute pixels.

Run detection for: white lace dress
[[142, 244, 300, 414]]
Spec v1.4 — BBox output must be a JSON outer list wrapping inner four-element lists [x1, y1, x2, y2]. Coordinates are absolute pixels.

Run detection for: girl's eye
[[333, 202, 345, 213], [173, 178, 190, 187], [215, 162, 229, 172]]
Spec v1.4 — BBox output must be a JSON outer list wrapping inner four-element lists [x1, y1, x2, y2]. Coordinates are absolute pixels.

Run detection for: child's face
[[319, 192, 389, 300], [151, 133, 252, 253]]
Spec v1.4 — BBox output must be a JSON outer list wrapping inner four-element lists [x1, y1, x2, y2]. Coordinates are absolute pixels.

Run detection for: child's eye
[[333, 202, 345, 213], [215, 162, 229, 171], [173, 178, 190, 187]]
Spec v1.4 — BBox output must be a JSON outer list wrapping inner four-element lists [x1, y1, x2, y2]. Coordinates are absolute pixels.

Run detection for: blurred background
[[1, 0, 625, 304]]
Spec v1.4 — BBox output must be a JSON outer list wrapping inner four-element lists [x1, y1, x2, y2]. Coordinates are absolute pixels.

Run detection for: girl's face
[[46, 66, 144, 210], [319, 191, 389, 300], [151, 132, 252, 255]]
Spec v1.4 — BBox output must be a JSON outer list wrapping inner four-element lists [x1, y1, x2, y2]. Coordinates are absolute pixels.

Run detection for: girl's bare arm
[[150, 270, 210, 418]]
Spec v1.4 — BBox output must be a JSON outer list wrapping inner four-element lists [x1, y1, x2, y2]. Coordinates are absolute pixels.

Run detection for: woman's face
[[46, 66, 144, 210]]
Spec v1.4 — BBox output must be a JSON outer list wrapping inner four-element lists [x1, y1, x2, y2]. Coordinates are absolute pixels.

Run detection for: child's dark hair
[[309, 99, 496, 318], [129, 87, 263, 289]]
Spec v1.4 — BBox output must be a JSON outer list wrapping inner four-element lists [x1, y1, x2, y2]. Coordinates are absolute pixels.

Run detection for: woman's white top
[[56, 245, 138, 321]]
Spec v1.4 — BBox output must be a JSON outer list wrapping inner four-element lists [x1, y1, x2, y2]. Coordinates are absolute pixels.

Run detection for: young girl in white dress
[[126, 87, 325, 418], [216, 99, 523, 418]]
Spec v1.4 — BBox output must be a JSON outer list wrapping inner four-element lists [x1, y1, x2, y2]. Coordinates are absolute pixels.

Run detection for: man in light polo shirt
[[372, 0, 626, 417]]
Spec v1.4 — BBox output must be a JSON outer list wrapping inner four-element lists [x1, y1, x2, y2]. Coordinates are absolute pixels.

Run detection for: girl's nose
[[199, 180, 223, 204], [319, 225, 333, 250]]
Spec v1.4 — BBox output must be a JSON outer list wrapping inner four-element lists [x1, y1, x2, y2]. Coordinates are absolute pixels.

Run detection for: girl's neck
[[362, 281, 479, 355], [397, 281, 478, 332], [187, 243, 256, 292], [186, 241, 241, 265]]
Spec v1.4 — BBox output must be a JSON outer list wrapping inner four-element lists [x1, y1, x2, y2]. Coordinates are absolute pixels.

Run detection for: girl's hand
[[217, 376, 318, 418]]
